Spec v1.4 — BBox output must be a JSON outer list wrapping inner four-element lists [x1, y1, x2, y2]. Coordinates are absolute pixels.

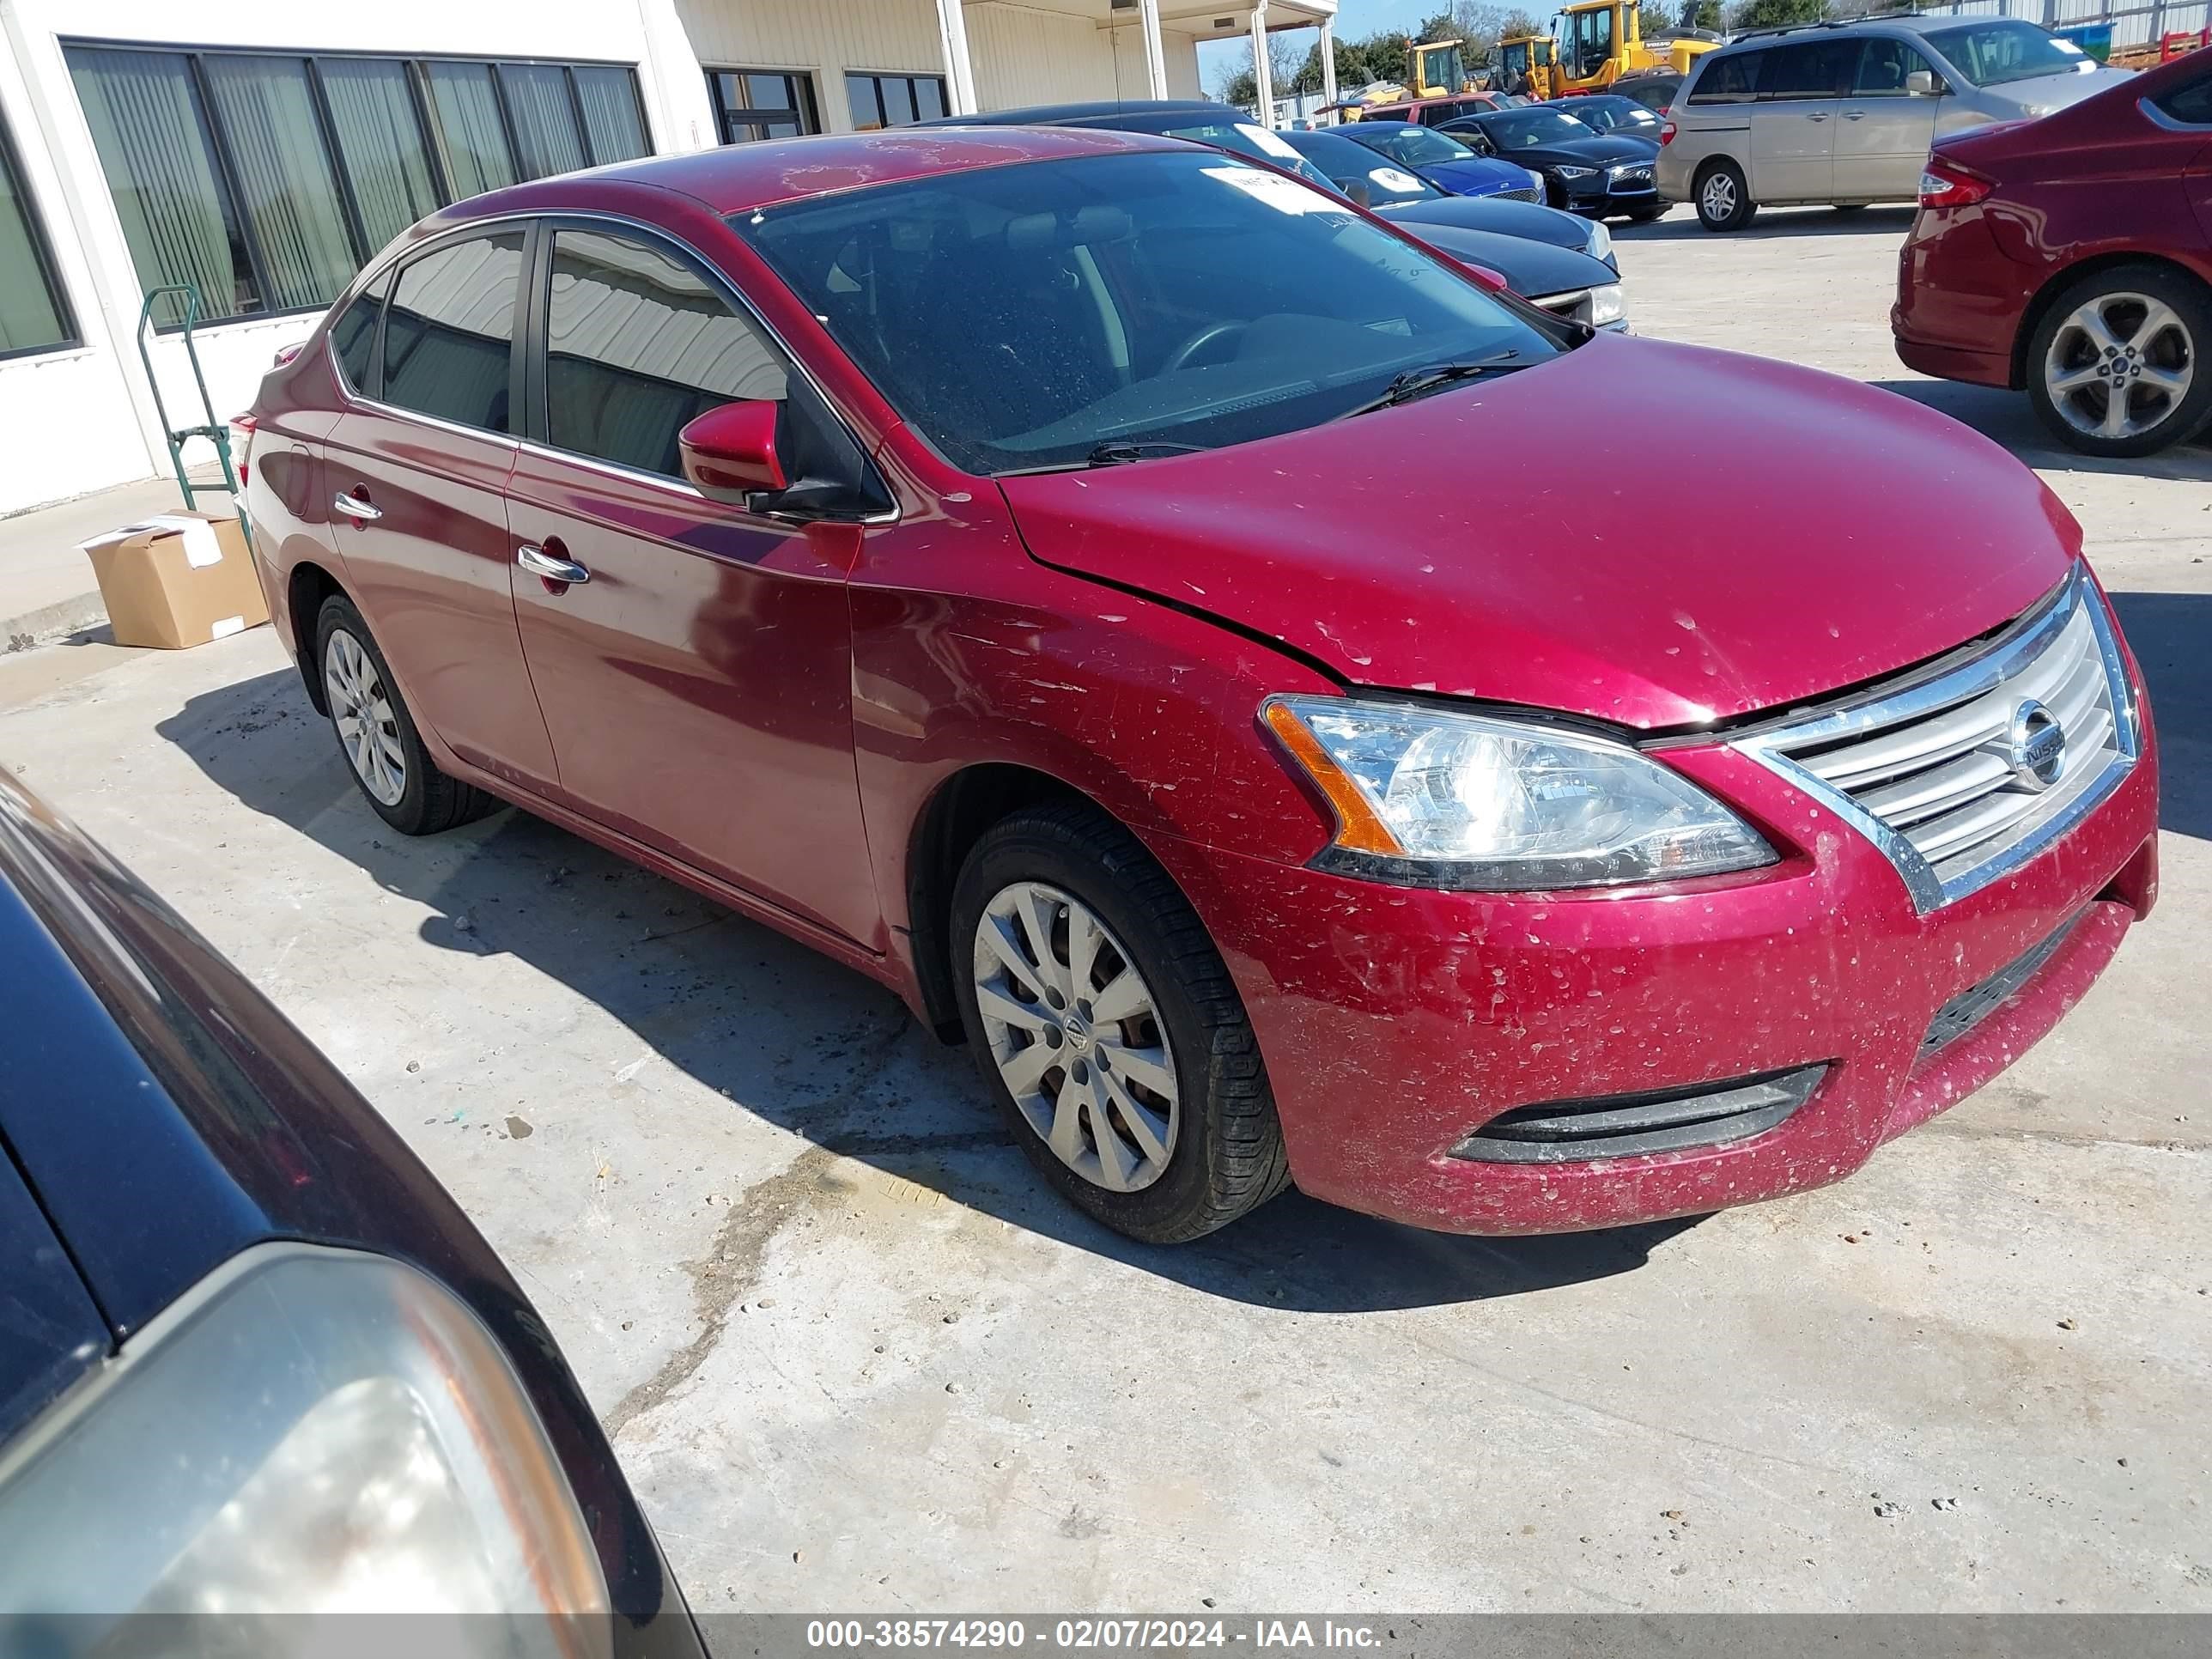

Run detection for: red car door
[[504, 222, 878, 948], [324, 228, 558, 795]]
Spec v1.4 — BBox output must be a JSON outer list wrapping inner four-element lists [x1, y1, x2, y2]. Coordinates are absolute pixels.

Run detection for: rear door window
[[1688, 52, 1762, 103], [1759, 40, 1856, 100], [380, 231, 526, 432], [541, 227, 787, 479]]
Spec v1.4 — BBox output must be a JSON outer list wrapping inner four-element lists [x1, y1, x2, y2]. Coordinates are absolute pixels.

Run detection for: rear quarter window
[[328, 270, 390, 396], [1687, 52, 1761, 103], [2155, 70, 2212, 125]]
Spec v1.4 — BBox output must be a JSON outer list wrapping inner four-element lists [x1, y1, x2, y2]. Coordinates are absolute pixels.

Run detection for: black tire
[[2025, 263, 2212, 459], [1692, 159, 1756, 233], [950, 802, 1290, 1244], [313, 594, 499, 836]]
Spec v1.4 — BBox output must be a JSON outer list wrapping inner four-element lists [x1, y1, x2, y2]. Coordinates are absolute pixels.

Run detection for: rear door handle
[[1805, 112, 1830, 122], [517, 544, 590, 585], [1843, 110, 1866, 120], [333, 491, 381, 521]]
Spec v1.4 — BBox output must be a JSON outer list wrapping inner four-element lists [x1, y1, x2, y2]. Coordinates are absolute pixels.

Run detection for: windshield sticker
[[1370, 167, 1425, 193], [1237, 124, 1306, 160], [1202, 165, 1352, 216]]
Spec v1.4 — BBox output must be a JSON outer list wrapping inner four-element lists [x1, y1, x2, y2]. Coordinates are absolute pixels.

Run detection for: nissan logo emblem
[[2007, 699, 2067, 792]]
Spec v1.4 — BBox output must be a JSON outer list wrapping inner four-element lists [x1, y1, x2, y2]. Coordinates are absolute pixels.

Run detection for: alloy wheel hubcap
[[1702, 174, 1735, 219], [2045, 292, 2193, 441], [971, 881, 1178, 1194], [324, 629, 407, 806]]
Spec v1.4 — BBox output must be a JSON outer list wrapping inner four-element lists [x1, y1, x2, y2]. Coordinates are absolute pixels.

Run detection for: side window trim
[[362, 218, 535, 442]]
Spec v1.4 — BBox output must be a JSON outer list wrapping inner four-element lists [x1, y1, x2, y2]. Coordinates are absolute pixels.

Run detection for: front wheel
[[2026, 264, 2212, 459], [1693, 160, 1756, 233], [951, 803, 1290, 1243]]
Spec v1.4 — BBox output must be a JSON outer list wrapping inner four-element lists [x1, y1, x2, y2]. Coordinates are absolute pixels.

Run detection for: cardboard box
[[80, 510, 269, 650]]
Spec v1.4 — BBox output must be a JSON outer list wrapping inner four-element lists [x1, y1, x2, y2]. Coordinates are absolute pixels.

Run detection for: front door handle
[[333, 491, 381, 522], [517, 544, 590, 585], [1843, 109, 1866, 120], [1805, 111, 1829, 122]]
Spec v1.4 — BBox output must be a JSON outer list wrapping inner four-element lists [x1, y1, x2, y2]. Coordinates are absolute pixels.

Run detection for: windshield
[[734, 151, 1559, 477], [1570, 98, 1659, 131], [1284, 131, 1444, 202], [1152, 119, 1335, 189], [1346, 124, 1479, 167], [1481, 109, 1599, 148], [1923, 21, 2090, 88]]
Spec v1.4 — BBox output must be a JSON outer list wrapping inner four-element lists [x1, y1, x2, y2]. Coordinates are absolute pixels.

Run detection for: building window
[[845, 72, 947, 131], [63, 42, 652, 330], [708, 70, 820, 143], [0, 109, 78, 358]]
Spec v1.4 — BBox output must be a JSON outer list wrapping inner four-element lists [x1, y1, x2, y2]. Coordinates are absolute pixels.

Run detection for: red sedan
[[1894, 48, 2212, 456], [245, 126, 2157, 1243]]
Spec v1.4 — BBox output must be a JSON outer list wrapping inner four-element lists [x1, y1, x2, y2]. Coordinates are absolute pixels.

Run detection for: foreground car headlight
[[1584, 217, 1614, 262], [0, 1245, 609, 1650], [1554, 165, 1598, 182], [1588, 283, 1627, 327], [1525, 167, 1547, 193], [1263, 696, 1774, 890]]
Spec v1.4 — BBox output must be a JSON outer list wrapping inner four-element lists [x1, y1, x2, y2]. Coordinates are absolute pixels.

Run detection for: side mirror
[[679, 400, 787, 501], [1341, 177, 1374, 207], [1905, 69, 1941, 95], [1460, 261, 1513, 294]]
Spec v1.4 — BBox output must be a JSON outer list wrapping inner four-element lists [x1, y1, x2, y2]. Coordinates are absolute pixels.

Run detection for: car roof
[[1718, 11, 1962, 49], [447, 125, 1176, 218]]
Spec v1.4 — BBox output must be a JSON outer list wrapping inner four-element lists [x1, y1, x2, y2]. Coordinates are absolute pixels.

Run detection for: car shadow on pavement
[[2106, 591, 2212, 843], [1867, 377, 2212, 482], [157, 668, 1700, 1312], [1613, 204, 1917, 242]]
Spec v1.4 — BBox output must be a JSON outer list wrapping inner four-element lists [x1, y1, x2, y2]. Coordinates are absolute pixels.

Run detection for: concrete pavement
[[0, 204, 2206, 1617]]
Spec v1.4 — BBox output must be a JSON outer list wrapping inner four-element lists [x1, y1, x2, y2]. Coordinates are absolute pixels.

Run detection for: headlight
[[1526, 167, 1547, 193], [1554, 165, 1597, 181], [1262, 695, 1774, 890], [0, 1245, 611, 1650], [1588, 282, 1626, 326], [1585, 218, 1614, 262]]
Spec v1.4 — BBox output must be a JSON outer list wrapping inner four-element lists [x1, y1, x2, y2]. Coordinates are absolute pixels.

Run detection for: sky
[[1194, 1, 1444, 94]]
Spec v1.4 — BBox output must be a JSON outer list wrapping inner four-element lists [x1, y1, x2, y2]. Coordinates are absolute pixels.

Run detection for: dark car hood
[[1382, 193, 1595, 253], [1419, 155, 1533, 194], [1505, 133, 1656, 167], [996, 335, 2076, 730], [1377, 218, 1615, 299]]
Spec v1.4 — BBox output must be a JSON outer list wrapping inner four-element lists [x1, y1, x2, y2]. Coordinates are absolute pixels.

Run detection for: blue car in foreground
[[1334, 120, 1546, 202], [0, 771, 702, 1653]]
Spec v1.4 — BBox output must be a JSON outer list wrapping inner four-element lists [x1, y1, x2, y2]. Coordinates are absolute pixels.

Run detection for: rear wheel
[[1693, 159, 1755, 233], [2027, 264, 2212, 459], [314, 595, 498, 836], [951, 803, 1290, 1243]]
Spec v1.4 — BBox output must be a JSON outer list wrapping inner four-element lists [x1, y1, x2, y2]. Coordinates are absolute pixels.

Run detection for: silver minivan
[[1656, 15, 2136, 231]]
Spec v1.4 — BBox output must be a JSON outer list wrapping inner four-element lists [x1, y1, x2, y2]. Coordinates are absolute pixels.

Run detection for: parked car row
[[240, 118, 2158, 1251]]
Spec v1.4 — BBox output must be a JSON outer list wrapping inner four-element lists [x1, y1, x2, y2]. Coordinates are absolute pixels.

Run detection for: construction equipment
[[1495, 33, 1559, 98], [134, 284, 244, 515], [1404, 37, 1472, 99], [1552, 0, 1720, 94]]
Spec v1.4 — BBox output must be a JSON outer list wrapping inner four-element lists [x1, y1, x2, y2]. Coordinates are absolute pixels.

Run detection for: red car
[[1894, 48, 2212, 457], [246, 127, 2158, 1244]]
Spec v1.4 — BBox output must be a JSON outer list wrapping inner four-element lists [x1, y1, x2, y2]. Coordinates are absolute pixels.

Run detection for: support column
[[936, 0, 980, 115], [1137, 0, 1170, 100], [1318, 15, 1339, 119], [1249, 4, 1273, 126]]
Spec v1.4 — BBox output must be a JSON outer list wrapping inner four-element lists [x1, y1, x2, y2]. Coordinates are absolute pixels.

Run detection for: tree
[[1680, 0, 1725, 29], [1729, 0, 1828, 27]]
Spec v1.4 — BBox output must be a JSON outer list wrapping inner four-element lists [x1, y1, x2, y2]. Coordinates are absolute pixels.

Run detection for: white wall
[[0, 0, 678, 518]]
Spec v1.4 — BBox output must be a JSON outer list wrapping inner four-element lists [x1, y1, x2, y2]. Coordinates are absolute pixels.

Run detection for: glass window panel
[[845, 74, 884, 130], [574, 65, 648, 163], [0, 117, 72, 354], [544, 228, 786, 477], [330, 268, 389, 392], [424, 61, 516, 198], [765, 122, 799, 139], [747, 74, 790, 108], [319, 58, 440, 252], [500, 63, 586, 179], [382, 231, 522, 430], [914, 77, 946, 121], [66, 46, 259, 326], [881, 77, 917, 127], [199, 55, 360, 311]]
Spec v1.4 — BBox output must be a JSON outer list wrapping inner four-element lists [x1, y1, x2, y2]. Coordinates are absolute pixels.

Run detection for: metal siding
[[676, 0, 945, 130]]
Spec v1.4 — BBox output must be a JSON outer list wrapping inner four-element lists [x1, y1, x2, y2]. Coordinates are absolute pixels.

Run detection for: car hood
[[1382, 193, 1596, 252], [1510, 134, 1656, 167], [995, 335, 2075, 729], [1376, 217, 1615, 297], [1416, 155, 1532, 194]]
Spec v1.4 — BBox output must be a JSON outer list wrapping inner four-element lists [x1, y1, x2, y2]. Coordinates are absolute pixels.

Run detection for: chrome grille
[[1731, 568, 2138, 913], [1493, 185, 1540, 203]]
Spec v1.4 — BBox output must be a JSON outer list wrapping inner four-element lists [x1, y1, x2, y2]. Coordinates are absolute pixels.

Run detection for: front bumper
[[1557, 169, 1659, 214], [1154, 666, 2160, 1236]]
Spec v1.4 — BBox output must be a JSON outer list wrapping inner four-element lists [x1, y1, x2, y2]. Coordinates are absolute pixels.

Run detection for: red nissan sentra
[[243, 127, 2159, 1243]]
